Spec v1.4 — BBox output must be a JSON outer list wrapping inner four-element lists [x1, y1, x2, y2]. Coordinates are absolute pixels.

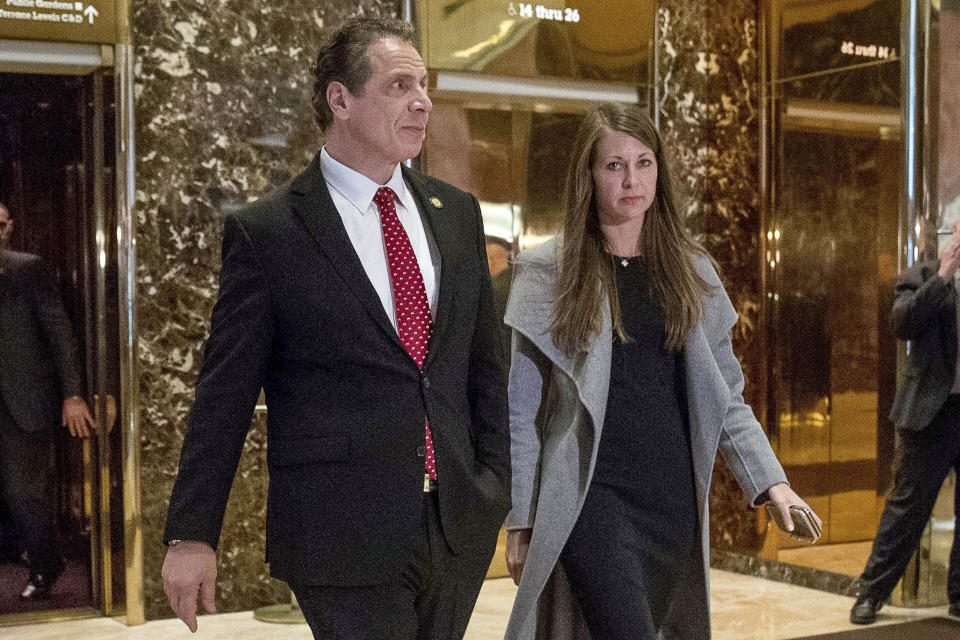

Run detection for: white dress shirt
[[319, 147, 439, 331]]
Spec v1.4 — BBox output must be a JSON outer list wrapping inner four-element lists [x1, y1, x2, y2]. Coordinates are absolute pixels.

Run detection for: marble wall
[[131, 0, 769, 620], [132, 0, 402, 618], [657, 0, 767, 552]]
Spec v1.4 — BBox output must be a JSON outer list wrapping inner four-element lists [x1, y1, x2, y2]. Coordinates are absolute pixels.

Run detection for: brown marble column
[[657, 0, 767, 553]]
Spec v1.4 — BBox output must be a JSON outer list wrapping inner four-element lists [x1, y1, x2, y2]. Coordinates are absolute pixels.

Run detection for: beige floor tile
[[1, 571, 952, 640]]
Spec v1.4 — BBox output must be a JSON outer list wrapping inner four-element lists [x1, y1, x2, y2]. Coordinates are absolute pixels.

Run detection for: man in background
[[0, 202, 94, 599], [850, 220, 960, 623]]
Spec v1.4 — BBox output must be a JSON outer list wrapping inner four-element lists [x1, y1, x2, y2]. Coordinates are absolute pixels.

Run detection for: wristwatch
[[168, 539, 183, 547]]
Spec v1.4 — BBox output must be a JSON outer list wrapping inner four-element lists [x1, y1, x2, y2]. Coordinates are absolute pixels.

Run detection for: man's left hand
[[62, 396, 95, 438], [766, 483, 822, 533]]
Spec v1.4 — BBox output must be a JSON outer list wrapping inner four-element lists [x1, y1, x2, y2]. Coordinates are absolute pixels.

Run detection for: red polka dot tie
[[373, 187, 436, 480]]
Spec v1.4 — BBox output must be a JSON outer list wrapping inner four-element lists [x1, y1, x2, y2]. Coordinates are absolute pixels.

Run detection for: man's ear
[[327, 81, 351, 121]]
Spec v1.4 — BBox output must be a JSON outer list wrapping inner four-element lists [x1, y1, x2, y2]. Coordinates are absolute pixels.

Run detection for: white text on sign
[[1, 0, 97, 24], [510, 3, 581, 23], [839, 41, 896, 59]]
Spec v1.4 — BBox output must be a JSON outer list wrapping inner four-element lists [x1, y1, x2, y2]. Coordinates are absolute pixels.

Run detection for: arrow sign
[[84, 5, 98, 23]]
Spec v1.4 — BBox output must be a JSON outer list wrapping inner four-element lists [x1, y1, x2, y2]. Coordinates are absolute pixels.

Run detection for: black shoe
[[19, 559, 65, 600], [949, 602, 960, 618], [850, 594, 883, 624]]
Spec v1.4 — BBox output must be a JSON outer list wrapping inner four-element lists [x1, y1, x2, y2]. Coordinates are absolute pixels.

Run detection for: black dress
[[558, 256, 703, 639]]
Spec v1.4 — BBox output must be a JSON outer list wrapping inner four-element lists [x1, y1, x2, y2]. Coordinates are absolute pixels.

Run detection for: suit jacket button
[[417, 445, 426, 457], [422, 376, 430, 389]]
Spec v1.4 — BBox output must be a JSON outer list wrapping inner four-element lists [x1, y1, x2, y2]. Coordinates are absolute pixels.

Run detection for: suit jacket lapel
[[402, 166, 453, 370], [290, 154, 407, 356]]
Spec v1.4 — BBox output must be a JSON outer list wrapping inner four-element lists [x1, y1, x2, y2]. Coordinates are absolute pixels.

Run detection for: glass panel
[[0, 70, 122, 617], [417, 0, 654, 86], [422, 98, 591, 581], [763, 0, 902, 578], [422, 99, 586, 361], [780, 0, 899, 106], [0, 73, 96, 613], [772, 125, 900, 547], [423, 100, 584, 246]]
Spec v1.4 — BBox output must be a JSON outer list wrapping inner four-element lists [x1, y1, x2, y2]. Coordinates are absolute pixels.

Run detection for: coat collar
[[400, 165, 457, 370], [288, 153, 455, 370], [503, 239, 612, 433]]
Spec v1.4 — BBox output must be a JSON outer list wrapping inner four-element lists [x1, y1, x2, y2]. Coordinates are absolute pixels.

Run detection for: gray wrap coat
[[503, 239, 788, 640]]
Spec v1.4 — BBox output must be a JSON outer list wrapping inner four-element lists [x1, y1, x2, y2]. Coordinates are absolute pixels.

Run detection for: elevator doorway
[[0, 70, 124, 622], [760, 0, 902, 580]]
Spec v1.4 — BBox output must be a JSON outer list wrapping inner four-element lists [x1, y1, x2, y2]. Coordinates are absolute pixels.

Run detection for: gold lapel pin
[[429, 196, 443, 209]]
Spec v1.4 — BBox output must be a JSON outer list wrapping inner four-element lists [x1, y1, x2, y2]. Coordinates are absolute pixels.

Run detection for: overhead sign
[[0, 0, 117, 44], [418, 0, 653, 87]]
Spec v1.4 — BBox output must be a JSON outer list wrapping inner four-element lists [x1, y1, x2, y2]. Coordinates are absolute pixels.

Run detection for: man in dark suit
[[850, 221, 960, 623], [0, 201, 94, 599], [161, 17, 511, 639]]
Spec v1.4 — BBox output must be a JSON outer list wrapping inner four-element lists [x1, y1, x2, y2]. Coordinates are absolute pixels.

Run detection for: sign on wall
[[0, 0, 117, 44]]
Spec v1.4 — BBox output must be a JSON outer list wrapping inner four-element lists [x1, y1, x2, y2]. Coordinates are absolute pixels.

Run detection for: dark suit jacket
[[164, 154, 511, 586], [888, 260, 958, 432], [0, 251, 83, 432]]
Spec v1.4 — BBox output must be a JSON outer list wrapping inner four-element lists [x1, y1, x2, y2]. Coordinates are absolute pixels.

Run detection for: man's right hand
[[161, 541, 218, 632], [939, 221, 960, 280], [506, 528, 532, 586]]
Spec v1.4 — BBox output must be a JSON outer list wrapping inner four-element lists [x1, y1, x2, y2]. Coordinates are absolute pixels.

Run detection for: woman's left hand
[[766, 483, 823, 532]]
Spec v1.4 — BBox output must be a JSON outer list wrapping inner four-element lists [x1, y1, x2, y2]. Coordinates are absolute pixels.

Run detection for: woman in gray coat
[[503, 103, 819, 640]]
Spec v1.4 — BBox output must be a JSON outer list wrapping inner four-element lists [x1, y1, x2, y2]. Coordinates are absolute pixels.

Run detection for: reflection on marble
[[6, 572, 956, 640], [658, 0, 766, 553], [133, 0, 403, 619], [712, 549, 858, 596], [777, 540, 873, 579]]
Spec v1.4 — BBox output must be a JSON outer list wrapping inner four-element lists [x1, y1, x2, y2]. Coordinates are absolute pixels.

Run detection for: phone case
[[766, 504, 822, 543]]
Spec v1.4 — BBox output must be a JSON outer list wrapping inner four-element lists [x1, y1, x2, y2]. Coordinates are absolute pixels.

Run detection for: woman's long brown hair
[[550, 103, 716, 354]]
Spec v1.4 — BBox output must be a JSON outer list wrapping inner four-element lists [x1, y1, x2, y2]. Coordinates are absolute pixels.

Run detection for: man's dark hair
[[311, 17, 417, 132]]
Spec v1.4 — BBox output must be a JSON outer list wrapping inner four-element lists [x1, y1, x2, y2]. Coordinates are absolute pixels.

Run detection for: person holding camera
[[851, 220, 960, 624]]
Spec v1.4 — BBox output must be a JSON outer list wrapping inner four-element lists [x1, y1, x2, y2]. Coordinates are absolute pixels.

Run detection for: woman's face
[[591, 128, 658, 226]]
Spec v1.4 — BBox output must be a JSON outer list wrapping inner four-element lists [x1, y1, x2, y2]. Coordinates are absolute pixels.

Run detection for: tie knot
[[374, 187, 397, 208]]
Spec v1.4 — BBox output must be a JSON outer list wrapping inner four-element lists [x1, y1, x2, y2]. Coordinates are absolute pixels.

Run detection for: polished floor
[[1, 570, 955, 640]]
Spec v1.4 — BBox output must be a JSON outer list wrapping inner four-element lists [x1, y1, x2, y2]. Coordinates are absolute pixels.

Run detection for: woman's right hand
[[506, 528, 533, 585]]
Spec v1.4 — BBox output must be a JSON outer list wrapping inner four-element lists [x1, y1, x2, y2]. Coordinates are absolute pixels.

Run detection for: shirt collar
[[320, 147, 415, 216]]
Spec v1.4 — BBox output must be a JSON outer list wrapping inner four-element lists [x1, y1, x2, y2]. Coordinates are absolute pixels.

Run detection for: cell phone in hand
[[766, 504, 822, 543]]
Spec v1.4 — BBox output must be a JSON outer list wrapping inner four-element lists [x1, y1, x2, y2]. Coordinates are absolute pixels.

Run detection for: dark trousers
[[859, 395, 960, 604], [290, 492, 494, 640], [559, 482, 707, 640], [0, 396, 59, 576]]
